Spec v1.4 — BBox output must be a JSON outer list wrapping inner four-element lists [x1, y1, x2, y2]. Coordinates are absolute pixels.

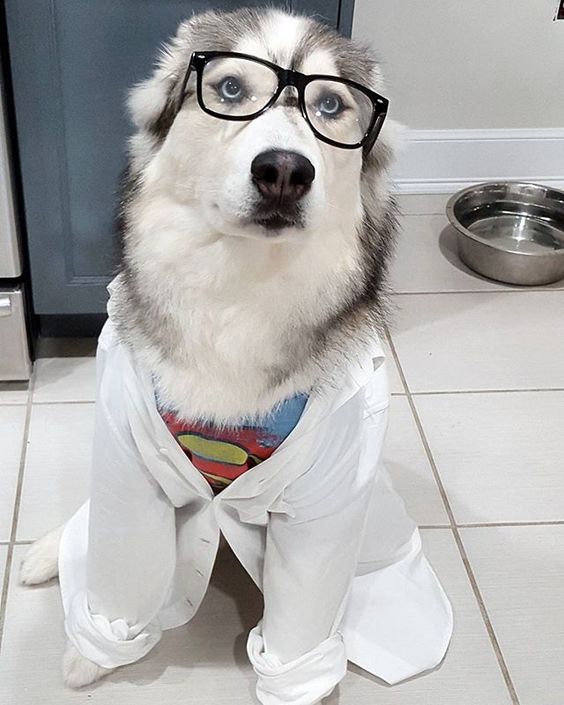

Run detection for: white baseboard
[[393, 128, 564, 195]]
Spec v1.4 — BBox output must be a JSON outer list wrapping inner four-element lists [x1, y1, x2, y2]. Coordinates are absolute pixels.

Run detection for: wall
[[353, 0, 564, 192]]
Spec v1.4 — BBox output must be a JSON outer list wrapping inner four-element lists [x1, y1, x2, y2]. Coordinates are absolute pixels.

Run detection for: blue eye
[[318, 93, 344, 117], [217, 76, 245, 102]]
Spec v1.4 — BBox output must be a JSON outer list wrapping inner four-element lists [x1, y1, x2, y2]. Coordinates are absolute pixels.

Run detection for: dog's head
[[125, 8, 399, 244]]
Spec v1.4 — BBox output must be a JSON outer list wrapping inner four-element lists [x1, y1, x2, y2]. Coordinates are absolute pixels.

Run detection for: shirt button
[[159, 447, 169, 456]]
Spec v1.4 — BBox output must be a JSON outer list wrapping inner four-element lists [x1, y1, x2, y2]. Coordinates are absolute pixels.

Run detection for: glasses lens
[[200, 56, 278, 118], [304, 79, 375, 147]]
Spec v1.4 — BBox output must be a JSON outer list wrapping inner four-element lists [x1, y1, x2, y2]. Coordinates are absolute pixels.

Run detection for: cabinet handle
[[0, 296, 12, 316]]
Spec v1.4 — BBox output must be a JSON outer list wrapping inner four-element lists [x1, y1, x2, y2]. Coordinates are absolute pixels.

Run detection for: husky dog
[[20, 6, 418, 697], [113, 8, 399, 424]]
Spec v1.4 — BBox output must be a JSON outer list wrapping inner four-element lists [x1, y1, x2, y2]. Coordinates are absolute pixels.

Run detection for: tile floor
[[1, 196, 563, 704]]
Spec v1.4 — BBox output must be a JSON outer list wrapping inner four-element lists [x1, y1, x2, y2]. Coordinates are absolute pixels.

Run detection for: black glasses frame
[[177, 51, 389, 152]]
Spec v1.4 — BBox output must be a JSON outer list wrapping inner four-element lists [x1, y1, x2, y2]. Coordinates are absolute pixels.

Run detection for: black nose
[[251, 150, 315, 205]]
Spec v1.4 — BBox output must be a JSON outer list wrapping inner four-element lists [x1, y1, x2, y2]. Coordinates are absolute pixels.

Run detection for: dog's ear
[[127, 11, 225, 144], [362, 68, 404, 177], [372, 117, 406, 165], [126, 19, 194, 140]]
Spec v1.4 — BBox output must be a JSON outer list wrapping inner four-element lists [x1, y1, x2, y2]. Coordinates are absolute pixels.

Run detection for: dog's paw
[[62, 644, 114, 689], [19, 525, 64, 586]]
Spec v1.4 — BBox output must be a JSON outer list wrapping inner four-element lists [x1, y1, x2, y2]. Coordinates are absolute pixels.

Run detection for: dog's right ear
[[127, 9, 226, 144]]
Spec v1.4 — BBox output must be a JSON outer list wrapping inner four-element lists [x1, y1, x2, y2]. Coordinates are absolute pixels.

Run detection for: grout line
[[0, 540, 35, 546], [32, 399, 95, 405], [383, 327, 412, 397], [459, 520, 564, 529], [450, 531, 521, 705], [392, 288, 564, 296], [409, 388, 564, 396], [12, 523, 553, 539], [383, 325, 522, 705], [0, 541, 34, 547], [0, 371, 35, 652]]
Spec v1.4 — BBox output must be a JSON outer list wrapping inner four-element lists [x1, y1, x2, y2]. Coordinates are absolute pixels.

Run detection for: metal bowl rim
[[446, 181, 564, 258]]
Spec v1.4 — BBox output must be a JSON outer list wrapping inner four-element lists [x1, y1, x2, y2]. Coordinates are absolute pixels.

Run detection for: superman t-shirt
[[158, 394, 308, 494]]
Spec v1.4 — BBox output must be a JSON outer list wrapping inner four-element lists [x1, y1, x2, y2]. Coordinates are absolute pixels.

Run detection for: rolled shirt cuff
[[64, 591, 162, 670], [247, 621, 347, 705]]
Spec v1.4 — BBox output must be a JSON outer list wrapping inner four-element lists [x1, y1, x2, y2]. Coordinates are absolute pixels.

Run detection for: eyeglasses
[[177, 51, 389, 152]]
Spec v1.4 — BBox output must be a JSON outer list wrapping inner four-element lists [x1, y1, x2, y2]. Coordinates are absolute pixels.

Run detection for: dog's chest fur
[[113, 8, 399, 426], [116, 195, 364, 424]]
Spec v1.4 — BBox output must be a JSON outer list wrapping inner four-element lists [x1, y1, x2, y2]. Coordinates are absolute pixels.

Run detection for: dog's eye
[[316, 93, 344, 118], [217, 76, 245, 103]]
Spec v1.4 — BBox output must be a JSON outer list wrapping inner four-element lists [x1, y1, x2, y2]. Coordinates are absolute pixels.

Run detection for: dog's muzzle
[[251, 150, 315, 230]]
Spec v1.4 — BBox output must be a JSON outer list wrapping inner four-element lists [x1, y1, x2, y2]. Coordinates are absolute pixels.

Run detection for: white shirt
[[59, 317, 453, 705]]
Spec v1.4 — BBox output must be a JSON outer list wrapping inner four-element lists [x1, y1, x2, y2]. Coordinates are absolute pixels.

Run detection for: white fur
[[124, 111, 364, 421], [237, 11, 310, 65], [19, 524, 63, 585], [62, 644, 115, 689]]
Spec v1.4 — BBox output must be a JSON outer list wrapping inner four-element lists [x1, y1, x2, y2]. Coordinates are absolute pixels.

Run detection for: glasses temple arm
[[363, 111, 387, 155]]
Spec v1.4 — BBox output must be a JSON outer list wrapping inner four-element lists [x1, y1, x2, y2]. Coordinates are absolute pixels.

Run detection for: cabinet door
[[4, 0, 351, 315]]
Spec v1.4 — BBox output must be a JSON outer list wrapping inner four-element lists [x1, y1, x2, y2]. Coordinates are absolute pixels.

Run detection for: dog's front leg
[[18, 525, 114, 687], [59, 391, 178, 688], [62, 643, 115, 688], [248, 482, 376, 705]]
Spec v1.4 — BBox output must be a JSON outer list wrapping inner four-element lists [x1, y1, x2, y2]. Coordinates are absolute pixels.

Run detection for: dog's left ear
[[359, 59, 405, 175], [367, 117, 406, 170]]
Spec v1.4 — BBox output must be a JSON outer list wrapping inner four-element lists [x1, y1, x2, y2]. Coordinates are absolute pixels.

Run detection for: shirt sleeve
[[247, 389, 389, 705], [60, 329, 177, 669]]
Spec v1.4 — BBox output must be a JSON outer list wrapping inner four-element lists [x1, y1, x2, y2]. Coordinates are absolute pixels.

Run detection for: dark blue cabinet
[[3, 1, 354, 318]]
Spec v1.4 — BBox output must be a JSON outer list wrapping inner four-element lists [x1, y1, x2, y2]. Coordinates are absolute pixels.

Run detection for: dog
[[20, 8, 451, 704]]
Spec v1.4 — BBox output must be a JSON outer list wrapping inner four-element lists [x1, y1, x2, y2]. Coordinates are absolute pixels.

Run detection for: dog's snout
[[251, 150, 315, 205]]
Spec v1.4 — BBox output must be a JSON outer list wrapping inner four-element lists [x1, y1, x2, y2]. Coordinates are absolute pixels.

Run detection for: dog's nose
[[251, 150, 315, 204]]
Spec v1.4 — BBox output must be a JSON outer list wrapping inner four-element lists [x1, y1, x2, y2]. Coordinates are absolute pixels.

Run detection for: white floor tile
[[0, 545, 261, 705], [384, 397, 448, 526], [415, 392, 564, 523], [390, 216, 526, 294], [0, 535, 512, 705], [331, 529, 512, 705], [389, 292, 564, 392], [0, 406, 26, 542], [33, 357, 97, 403], [17, 404, 95, 541], [389, 213, 563, 294], [461, 525, 564, 705], [0, 383, 29, 405]]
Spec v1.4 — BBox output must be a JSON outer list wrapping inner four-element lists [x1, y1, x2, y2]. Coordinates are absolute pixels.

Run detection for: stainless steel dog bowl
[[446, 182, 564, 286]]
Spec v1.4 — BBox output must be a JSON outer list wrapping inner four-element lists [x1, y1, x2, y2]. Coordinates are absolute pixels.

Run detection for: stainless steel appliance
[[0, 77, 31, 380]]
